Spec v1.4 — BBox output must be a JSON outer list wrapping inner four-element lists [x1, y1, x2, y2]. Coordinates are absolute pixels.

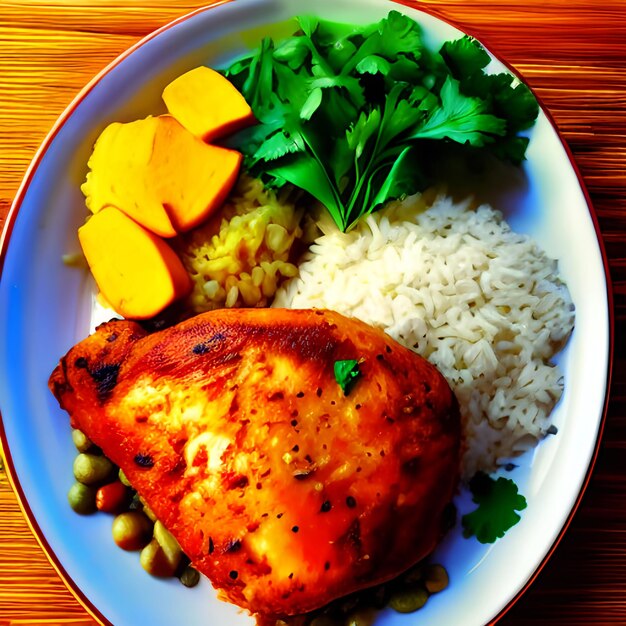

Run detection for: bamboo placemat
[[1, 1, 625, 624]]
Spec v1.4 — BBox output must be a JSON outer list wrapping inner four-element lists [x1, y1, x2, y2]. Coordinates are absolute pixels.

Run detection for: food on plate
[[76, 9, 541, 320], [81, 114, 242, 238], [78, 206, 192, 319], [52, 8, 576, 622], [112, 510, 153, 551], [49, 308, 461, 618], [225, 11, 539, 232], [174, 175, 305, 313], [461, 471, 527, 544], [274, 195, 575, 478], [95, 480, 130, 514], [163, 66, 256, 141]]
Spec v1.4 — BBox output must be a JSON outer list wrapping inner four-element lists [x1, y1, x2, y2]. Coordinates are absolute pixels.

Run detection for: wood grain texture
[[0, 0, 625, 624]]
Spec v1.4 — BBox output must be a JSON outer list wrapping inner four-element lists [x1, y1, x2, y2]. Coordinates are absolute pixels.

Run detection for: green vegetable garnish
[[461, 472, 527, 544], [225, 11, 539, 231], [334, 359, 361, 395]]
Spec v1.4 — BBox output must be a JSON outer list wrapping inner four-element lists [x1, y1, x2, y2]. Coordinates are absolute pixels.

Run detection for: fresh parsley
[[334, 359, 362, 395], [225, 11, 539, 232], [461, 472, 527, 544]]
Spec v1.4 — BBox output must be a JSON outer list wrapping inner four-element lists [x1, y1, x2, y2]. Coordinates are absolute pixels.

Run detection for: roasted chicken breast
[[49, 308, 460, 618]]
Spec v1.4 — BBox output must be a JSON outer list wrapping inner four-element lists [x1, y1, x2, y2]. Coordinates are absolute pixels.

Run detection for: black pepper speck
[[134, 453, 154, 468], [346, 496, 357, 508], [225, 539, 242, 553], [90, 363, 120, 398]]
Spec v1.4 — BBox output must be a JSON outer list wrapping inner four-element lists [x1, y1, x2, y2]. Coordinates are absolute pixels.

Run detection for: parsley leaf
[[334, 359, 362, 395], [461, 472, 527, 544]]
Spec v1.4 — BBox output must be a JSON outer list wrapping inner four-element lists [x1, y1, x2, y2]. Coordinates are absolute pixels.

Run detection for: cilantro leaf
[[334, 359, 362, 395], [461, 472, 527, 544], [273, 36, 310, 70], [346, 109, 381, 160], [341, 11, 423, 75], [268, 152, 346, 229], [370, 144, 426, 211], [225, 10, 539, 232], [356, 54, 391, 76], [300, 87, 323, 120], [439, 36, 539, 163], [412, 76, 505, 145], [386, 56, 423, 84], [440, 36, 490, 78], [251, 127, 303, 162], [463, 72, 539, 134]]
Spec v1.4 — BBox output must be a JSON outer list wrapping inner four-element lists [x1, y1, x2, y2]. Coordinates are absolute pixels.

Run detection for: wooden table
[[0, 1, 624, 624]]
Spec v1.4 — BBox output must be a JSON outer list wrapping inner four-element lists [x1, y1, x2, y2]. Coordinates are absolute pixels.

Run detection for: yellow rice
[[175, 175, 304, 314]]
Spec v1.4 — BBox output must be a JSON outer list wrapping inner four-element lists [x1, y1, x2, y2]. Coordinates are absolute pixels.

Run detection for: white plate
[[0, 1, 611, 625]]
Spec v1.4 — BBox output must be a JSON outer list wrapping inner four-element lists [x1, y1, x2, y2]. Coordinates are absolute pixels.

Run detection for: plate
[[0, 0, 611, 625]]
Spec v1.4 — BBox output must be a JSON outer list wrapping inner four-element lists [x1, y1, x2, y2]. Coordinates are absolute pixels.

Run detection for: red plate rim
[[0, 1, 615, 624]]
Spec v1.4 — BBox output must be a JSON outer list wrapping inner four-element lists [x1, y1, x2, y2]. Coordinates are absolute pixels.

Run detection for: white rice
[[273, 195, 575, 479]]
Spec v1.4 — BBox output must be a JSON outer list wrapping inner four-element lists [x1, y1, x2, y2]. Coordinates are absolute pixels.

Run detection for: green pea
[[142, 501, 158, 522], [71, 428, 94, 453], [345, 608, 375, 626], [424, 564, 449, 593], [140, 539, 178, 577], [111, 511, 153, 551], [179, 565, 200, 588], [118, 468, 132, 487], [389, 585, 429, 613], [73, 453, 114, 485], [153, 520, 182, 571], [67, 482, 97, 514]]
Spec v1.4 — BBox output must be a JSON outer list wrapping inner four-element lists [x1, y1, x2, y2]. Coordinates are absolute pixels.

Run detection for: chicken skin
[[49, 308, 460, 618]]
